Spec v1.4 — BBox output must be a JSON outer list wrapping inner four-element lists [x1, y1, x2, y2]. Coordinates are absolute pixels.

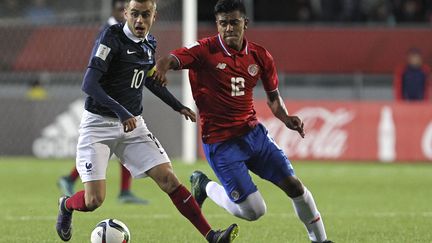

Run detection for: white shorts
[[76, 110, 170, 182]]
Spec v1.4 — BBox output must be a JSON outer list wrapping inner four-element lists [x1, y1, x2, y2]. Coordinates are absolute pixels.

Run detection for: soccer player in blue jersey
[[57, 0, 149, 205], [55, 0, 239, 242], [153, 0, 332, 242]]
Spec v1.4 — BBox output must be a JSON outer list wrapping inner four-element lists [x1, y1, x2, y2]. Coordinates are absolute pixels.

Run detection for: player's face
[[216, 10, 248, 51], [112, 2, 127, 23], [125, 0, 156, 38]]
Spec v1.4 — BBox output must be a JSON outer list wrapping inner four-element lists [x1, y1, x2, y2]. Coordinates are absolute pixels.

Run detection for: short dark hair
[[214, 0, 246, 16], [112, 0, 127, 9]]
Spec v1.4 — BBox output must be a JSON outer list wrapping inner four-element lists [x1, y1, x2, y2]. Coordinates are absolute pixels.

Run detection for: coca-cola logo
[[422, 121, 432, 159], [260, 107, 354, 159]]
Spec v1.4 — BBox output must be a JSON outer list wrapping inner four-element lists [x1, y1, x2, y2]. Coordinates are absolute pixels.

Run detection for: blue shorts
[[203, 123, 295, 203]]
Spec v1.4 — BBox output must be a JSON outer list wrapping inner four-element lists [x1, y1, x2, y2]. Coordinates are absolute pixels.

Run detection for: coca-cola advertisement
[[198, 100, 432, 162]]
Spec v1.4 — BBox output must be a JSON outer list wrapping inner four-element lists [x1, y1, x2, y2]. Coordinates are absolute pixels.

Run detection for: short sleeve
[[260, 49, 279, 92], [171, 39, 207, 70], [87, 28, 119, 73]]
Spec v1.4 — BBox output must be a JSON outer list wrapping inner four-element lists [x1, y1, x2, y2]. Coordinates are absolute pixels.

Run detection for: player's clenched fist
[[122, 117, 137, 133]]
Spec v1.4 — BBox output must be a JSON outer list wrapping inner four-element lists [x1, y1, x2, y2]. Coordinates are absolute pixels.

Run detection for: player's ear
[[244, 18, 248, 30]]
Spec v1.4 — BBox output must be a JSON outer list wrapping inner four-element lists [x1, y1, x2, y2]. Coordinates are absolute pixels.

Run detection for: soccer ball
[[90, 219, 130, 243]]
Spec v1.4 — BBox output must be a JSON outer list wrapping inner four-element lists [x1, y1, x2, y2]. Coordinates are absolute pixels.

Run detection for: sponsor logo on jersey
[[216, 63, 227, 70], [95, 44, 111, 61], [247, 64, 259, 76]]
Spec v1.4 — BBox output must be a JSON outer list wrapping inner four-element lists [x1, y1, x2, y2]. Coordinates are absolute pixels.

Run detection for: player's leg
[[191, 170, 266, 221], [116, 118, 238, 243], [250, 124, 330, 243], [195, 139, 266, 221], [56, 140, 111, 241], [57, 166, 79, 196], [117, 162, 149, 204], [147, 162, 238, 243]]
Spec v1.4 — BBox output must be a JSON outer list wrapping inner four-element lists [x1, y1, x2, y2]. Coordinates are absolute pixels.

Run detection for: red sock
[[69, 167, 79, 182], [120, 164, 132, 191], [169, 185, 212, 237], [65, 190, 91, 212]]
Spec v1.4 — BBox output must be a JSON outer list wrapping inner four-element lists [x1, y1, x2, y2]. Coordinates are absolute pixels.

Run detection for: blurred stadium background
[[1, 0, 432, 242]]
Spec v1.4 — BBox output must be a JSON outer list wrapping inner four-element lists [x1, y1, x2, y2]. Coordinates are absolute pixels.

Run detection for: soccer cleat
[[118, 190, 149, 205], [206, 223, 239, 243], [56, 196, 73, 241], [57, 176, 74, 197], [312, 241, 334, 243], [189, 170, 211, 207]]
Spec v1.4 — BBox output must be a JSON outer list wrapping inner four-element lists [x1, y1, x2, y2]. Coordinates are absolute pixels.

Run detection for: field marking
[[4, 212, 432, 221]]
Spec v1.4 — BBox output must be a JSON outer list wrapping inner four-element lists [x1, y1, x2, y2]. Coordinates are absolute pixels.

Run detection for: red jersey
[[171, 35, 279, 143]]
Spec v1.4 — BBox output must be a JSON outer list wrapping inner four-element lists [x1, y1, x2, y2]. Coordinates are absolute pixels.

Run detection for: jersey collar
[[123, 23, 148, 43], [217, 34, 249, 57]]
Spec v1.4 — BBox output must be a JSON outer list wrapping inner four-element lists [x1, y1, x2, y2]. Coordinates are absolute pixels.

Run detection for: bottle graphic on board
[[378, 106, 396, 162]]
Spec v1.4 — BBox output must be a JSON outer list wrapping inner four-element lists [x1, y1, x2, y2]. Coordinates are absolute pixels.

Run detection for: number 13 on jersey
[[231, 77, 245, 96]]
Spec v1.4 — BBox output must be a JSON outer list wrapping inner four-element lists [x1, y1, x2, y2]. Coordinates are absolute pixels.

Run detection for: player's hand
[[153, 59, 170, 87], [179, 107, 196, 122], [122, 117, 137, 133], [285, 116, 305, 138]]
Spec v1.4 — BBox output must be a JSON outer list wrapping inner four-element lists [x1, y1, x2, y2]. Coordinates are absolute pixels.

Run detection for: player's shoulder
[[248, 41, 270, 55], [146, 33, 157, 49], [193, 36, 216, 47], [100, 23, 124, 40]]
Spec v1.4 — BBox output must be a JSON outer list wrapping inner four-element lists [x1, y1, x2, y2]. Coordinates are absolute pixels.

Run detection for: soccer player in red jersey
[[55, 1, 239, 242], [153, 0, 332, 242]]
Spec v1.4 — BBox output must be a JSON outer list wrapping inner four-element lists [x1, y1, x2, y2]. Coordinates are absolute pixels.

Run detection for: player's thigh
[[247, 124, 295, 184], [114, 139, 170, 179], [204, 141, 257, 203], [76, 141, 112, 183]]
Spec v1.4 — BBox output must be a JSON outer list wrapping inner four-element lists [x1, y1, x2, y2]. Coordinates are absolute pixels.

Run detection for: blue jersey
[[85, 23, 156, 118]]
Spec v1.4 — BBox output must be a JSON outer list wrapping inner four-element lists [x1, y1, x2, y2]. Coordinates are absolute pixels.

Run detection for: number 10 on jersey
[[131, 69, 145, 89]]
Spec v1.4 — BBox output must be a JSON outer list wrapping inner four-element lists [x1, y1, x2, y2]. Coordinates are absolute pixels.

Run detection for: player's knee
[[85, 194, 104, 211], [243, 203, 267, 221], [239, 193, 267, 221]]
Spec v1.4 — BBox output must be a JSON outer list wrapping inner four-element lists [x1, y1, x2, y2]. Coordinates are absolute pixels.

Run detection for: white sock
[[206, 182, 266, 221], [291, 187, 327, 242], [206, 181, 243, 217]]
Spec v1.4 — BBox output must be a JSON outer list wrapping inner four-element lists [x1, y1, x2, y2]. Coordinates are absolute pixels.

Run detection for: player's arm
[[144, 75, 196, 122], [266, 90, 305, 138], [81, 68, 136, 130], [152, 54, 180, 87]]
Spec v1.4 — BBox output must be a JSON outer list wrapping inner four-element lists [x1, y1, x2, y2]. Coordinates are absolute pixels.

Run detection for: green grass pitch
[[0, 157, 431, 242]]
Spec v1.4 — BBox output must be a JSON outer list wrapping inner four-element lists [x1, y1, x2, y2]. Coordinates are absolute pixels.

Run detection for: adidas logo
[[32, 99, 84, 158]]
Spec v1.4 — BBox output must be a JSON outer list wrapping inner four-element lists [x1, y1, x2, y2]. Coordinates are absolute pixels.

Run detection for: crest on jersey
[[248, 64, 259, 76]]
